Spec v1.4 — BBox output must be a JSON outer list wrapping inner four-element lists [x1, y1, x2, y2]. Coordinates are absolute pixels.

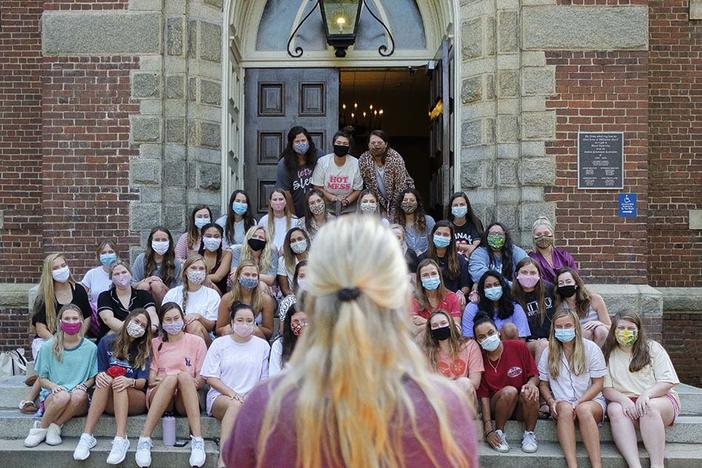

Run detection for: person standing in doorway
[[276, 127, 322, 218], [358, 130, 414, 220], [311, 130, 363, 215]]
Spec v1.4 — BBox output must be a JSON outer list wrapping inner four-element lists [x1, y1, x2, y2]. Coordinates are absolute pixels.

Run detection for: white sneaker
[[493, 429, 510, 453], [189, 436, 206, 467], [135, 436, 153, 467], [106, 436, 130, 465], [73, 433, 97, 460], [45, 422, 62, 446], [24, 421, 47, 448], [521, 430, 538, 453]]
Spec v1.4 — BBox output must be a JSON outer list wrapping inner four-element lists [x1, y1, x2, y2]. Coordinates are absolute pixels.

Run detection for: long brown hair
[[394, 188, 428, 232], [512, 257, 548, 326], [229, 261, 264, 317], [187, 205, 213, 249], [157, 302, 185, 351], [423, 310, 466, 370], [414, 258, 449, 311], [180, 254, 208, 315], [603, 311, 651, 372], [426, 221, 460, 279], [112, 308, 153, 371], [144, 226, 177, 286], [267, 188, 295, 238], [554, 267, 592, 318]]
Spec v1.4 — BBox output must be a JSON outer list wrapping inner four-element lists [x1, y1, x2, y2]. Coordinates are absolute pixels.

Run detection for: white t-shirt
[[538, 339, 608, 405], [162, 285, 221, 322], [258, 215, 298, 252], [311, 154, 363, 213], [603, 340, 679, 397], [81, 266, 112, 306], [269, 338, 284, 377], [200, 335, 270, 415]]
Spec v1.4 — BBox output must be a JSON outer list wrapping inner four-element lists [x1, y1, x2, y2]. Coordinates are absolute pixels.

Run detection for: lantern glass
[[321, 0, 361, 37]]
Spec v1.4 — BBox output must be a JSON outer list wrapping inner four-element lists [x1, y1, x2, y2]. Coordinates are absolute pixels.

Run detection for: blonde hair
[[240, 225, 274, 274], [230, 261, 264, 317], [180, 254, 208, 315], [267, 189, 295, 240], [34, 253, 75, 334], [256, 216, 471, 468], [532, 216, 554, 235], [548, 304, 587, 379], [52, 303, 83, 362]]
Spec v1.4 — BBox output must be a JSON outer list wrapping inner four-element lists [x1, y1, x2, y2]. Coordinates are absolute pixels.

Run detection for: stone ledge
[[42, 11, 161, 56], [0, 283, 35, 308], [522, 6, 648, 51], [658, 287, 702, 314], [692, 0, 702, 20], [589, 284, 663, 318]]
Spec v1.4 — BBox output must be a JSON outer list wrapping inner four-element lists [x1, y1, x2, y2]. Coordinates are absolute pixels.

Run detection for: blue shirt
[[97, 334, 151, 384], [36, 337, 98, 401], [461, 302, 531, 338], [405, 215, 435, 255], [468, 245, 528, 285]]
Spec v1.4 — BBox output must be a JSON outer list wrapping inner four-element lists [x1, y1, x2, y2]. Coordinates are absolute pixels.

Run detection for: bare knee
[[176, 372, 196, 388], [71, 391, 89, 405], [575, 404, 594, 421], [607, 402, 625, 420], [593, 326, 609, 344], [558, 403, 575, 421], [186, 321, 206, 336], [501, 323, 519, 340], [48, 391, 71, 407], [497, 386, 519, 401]]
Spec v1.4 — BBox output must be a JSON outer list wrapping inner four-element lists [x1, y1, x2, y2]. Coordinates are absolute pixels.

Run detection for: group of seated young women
[[21, 134, 680, 468]]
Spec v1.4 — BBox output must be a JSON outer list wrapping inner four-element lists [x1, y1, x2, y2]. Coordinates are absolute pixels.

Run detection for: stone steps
[[0, 437, 219, 467]]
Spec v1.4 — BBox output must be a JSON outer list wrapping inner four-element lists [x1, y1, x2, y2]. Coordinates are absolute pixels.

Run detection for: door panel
[[245, 68, 340, 217]]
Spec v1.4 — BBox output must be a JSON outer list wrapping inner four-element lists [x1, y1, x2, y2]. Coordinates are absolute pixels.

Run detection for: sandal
[[19, 400, 37, 414], [538, 403, 550, 419]]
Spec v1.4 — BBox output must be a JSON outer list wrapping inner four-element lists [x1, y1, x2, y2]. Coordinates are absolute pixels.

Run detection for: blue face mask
[[99, 253, 117, 266], [232, 201, 248, 215], [239, 276, 259, 290], [555, 328, 576, 343], [484, 286, 503, 302], [451, 206, 468, 218], [194, 217, 210, 230], [479, 334, 501, 352], [421, 277, 441, 291], [293, 142, 309, 154], [433, 234, 451, 249]]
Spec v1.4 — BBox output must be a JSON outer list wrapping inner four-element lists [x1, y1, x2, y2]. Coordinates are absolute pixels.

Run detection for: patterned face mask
[[615, 328, 638, 346]]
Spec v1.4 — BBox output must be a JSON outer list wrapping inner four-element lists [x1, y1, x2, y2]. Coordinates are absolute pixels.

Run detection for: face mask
[[333, 144, 349, 157], [480, 334, 501, 352], [433, 235, 451, 249], [555, 328, 576, 343], [615, 328, 638, 346], [310, 202, 325, 216], [232, 202, 248, 215], [558, 285, 577, 299], [360, 202, 377, 213], [247, 238, 266, 252], [487, 233, 505, 250], [233, 322, 255, 338], [484, 286, 503, 302], [451, 206, 468, 218], [100, 253, 117, 267], [293, 142, 309, 154], [52, 266, 71, 283], [60, 320, 82, 336], [534, 235, 554, 249], [291, 321, 306, 336], [194, 217, 210, 230], [370, 147, 385, 157], [290, 240, 307, 255], [401, 200, 417, 214], [296, 278, 306, 291], [239, 276, 259, 290], [112, 273, 132, 289], [203, 237, 222, 252], [126, 322, 146, 339], [271, 200, 286, 212], [421, 277, 441, 291], [430, 326, 451, 341], [187, 270, 206, 285], [151, 240, 170, 255], [162, 321, 183, 336], [517, 275, 540, 289]]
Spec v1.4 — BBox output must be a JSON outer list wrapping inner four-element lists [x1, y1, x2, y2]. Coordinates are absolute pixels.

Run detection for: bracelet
[[484, 429, 495, 437], [131, 378, 136, 388]]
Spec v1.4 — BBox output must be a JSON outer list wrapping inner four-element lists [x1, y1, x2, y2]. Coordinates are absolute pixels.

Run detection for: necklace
[[487, 352, 503, 373]]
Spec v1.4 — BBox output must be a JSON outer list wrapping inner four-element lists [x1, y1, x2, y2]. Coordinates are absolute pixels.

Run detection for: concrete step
[[478, 440, 702, 468], [0, 411, 701, 445], [0, 436, 219, 468]]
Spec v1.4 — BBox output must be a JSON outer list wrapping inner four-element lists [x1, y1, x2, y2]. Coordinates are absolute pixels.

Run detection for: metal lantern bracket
[[287, 0, 395, 58]]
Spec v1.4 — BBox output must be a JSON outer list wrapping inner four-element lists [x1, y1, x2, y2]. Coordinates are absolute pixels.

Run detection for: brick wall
[[0, 308, 32, 352], [0, 1, 44, 282], [544, 51, 650, 284], [41, 55, 141, 276], [663, 312, 702, 387], [647, 0, 702, 287]]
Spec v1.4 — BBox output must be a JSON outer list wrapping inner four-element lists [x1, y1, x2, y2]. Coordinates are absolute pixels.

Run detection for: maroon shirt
[[224, 376, 478, 467], [528, 247, 579, 285], [477, 339, 538, 399]]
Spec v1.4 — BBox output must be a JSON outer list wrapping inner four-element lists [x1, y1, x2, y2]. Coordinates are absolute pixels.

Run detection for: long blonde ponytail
[[256, 216, 471, 468]]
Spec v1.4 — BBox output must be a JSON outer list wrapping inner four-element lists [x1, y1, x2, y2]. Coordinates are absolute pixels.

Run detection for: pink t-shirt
[[436, 340, 485, 380], [410, 292, 461, 319], [150, 333, 207, 377]]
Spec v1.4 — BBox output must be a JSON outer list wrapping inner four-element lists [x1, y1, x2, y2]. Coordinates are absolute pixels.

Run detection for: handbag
[[0, 348, 28, 378]]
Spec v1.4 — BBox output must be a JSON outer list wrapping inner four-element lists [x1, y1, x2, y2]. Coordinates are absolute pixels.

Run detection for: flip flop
[[19, 400, 37, 414]]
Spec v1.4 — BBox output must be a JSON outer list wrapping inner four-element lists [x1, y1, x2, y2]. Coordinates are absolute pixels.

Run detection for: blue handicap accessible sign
[[618, 193, 637, 218]]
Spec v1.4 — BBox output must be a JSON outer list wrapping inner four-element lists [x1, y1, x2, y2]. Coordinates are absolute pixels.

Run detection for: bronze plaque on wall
[[577, 132, 624, 189]]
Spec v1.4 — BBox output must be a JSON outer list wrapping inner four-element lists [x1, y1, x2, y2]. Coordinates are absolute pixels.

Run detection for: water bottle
[[162, 412, 176, 446]]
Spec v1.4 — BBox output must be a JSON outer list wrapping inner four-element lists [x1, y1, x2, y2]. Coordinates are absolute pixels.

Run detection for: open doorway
[[339, 69, 433, 218]]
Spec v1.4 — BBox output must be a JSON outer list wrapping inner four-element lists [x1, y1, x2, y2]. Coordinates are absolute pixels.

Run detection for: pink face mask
[[517, 275, 540, 289], [271, 200, 286, 212], [112, 273, 132, 289], [60, 320, 82, 336]]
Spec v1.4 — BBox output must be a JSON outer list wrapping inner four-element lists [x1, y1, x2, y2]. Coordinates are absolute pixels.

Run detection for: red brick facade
[[663, 312, 702, 388]]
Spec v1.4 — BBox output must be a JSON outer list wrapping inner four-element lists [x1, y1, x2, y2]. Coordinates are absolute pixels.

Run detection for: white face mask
[[203, 237, 222, 252], [126, 322, 146, 338], [52, 266, 71, 283], [187, 270, 206, 285], [360, 202, 377, 213], [151, 240, 169, 255], [194, 217, 210, 230], [290, 240, 307, 254]]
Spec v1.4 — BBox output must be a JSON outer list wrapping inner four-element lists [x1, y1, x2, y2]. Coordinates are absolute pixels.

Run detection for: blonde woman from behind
[[224, 215, 477, 468]]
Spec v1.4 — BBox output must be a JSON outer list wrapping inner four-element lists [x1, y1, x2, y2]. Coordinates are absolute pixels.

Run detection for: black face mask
[[558, 285, 577, 299], [247, 238, 266, 252], [430, 326, 451, 341], [333, 144, 350, 157]]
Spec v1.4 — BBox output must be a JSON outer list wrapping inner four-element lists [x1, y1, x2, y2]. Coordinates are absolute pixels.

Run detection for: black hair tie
[[337, 287, 361, 302]]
